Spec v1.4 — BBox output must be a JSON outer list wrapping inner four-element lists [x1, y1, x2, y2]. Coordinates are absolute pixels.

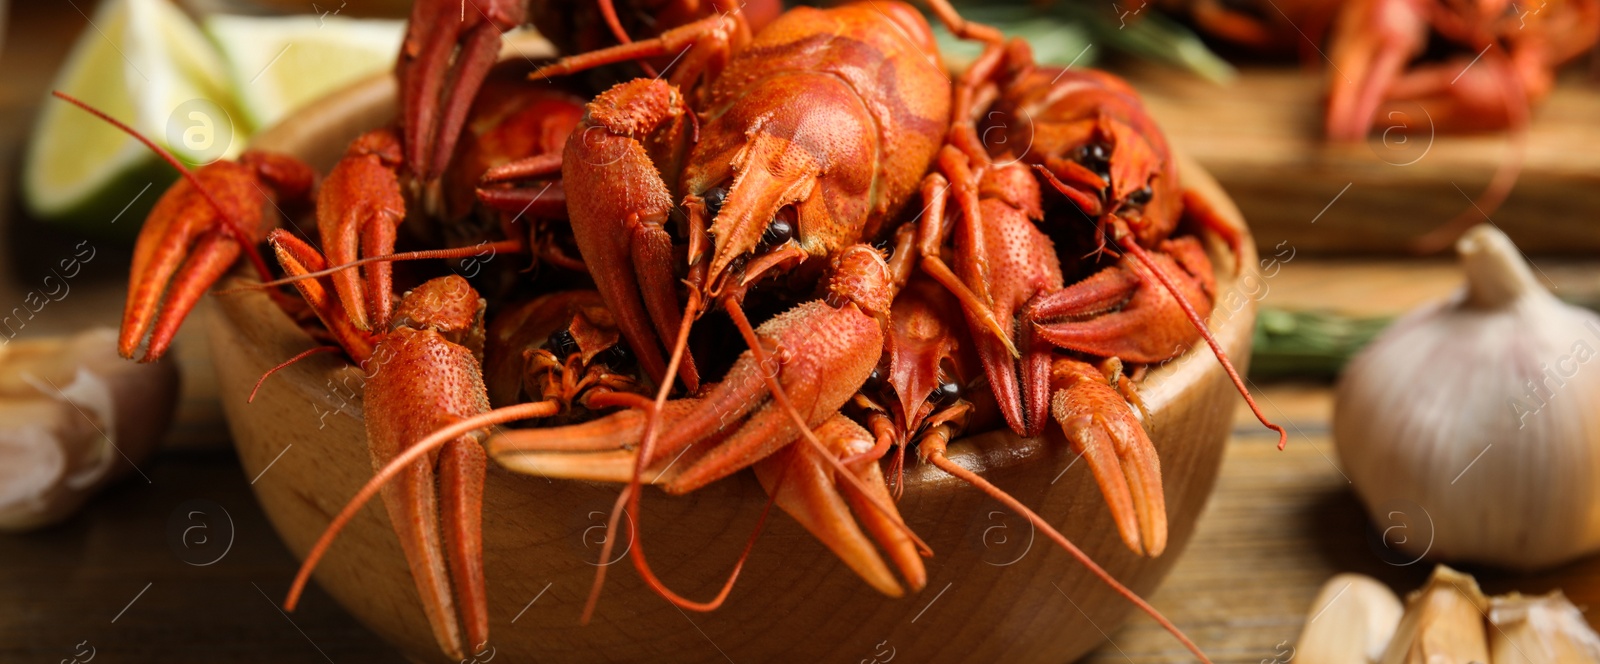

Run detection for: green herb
[[931, 2, 1236, 83], [1249, 308, 1389, 379]]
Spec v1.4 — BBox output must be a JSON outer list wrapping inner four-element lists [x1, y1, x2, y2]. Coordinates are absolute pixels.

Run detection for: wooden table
[[16, 259, 1600, 664], [4, 4, 1600, 663]]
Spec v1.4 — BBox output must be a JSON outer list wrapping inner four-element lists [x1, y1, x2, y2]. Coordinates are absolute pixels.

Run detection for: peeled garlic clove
[[1380, 565, 1489, 664], [1489, 591, 1600, 663], [0, 328, 179, 531], [1335, 224, 1600, 570], [1295, 573, 1403, 664]]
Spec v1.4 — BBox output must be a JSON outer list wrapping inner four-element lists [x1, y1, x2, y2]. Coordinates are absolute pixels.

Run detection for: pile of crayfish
[[1160, 0, 1599, 140], [67, 1, 1285, 660], [1161, 0, 1599, 249]]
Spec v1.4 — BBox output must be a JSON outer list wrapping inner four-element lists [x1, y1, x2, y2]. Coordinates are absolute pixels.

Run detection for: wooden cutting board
[[1127, 64, 1600, 255]]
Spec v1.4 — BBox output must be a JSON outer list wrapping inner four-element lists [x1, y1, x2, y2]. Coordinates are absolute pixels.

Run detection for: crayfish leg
[[914, 167, 1019, 358], [920, 0, 1004, 44], [531, 12, 741, 84]]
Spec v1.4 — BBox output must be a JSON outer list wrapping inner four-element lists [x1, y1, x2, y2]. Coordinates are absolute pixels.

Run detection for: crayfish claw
[[753, 415, 926, 597], [122, 155, 313, 361], [358, 276, 494, 661], [1050, 357, 1166, 557], [318, 129, 406, 332], [1323, 0, 1428, 141], [129, 230, 242, 362], [562, 79, 700, 392], [1031, 240, 1213, 366], [397, 0, 526, 180], [439, 436, 489, 658]]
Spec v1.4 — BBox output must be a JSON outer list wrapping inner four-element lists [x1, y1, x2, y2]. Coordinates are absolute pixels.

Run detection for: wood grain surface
[[1130, 64, 1600, 256]]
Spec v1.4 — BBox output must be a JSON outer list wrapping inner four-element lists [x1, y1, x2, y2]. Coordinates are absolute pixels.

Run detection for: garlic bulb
[[1334, 225, 1600, 571]]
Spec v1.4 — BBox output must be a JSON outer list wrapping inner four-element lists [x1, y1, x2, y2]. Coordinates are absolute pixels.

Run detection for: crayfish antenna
[[223, 239, 529, 293], [594, 0, 660, 78], [580, 289, 782, 621], [50, 91, 275, 282], [624, 468, 781, 612], [1116, 236, 1288, 450], [582, 288, 704, 623], [249, 346, 341, 402], [921, 444, 1212, 664], [283, 400, 559, 612], [582, 288, 694, 627]]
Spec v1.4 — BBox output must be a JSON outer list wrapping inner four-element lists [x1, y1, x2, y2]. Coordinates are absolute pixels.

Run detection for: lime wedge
[[205, 14, 404, 132], [24, 0, 241, 238]]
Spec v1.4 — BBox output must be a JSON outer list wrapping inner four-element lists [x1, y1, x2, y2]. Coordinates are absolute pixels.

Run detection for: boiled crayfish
[[1168, 0, 1599, 249], [1161, 0, 1599, 138], [894, 36, 1280, 560], [68, 1, 1312, 661]]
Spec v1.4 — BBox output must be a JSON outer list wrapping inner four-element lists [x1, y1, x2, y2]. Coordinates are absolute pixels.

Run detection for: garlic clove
[[1488, 591, 1600, 663], [1380, 565, 1489, 664], [0, 400, 77, 519], [1295, 573, 1404, 664], [1335, 225, 1600, 571], [0, 328, 179, 531]]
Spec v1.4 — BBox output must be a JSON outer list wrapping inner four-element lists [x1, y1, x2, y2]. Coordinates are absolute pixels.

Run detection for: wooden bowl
[[210, 73, 1259, 663]]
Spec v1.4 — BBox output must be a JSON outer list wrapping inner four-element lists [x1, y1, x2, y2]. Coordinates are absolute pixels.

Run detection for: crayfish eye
[[542, 328, 579, 359], [1128, 184, 1153, 207], [929, 378, 962, 407], [759, 207, 796, 249], [1074, 141, 1112, 181], [702, 187, 729, 218], [599, 342, 634, 371], [863, 361, 888, 395]]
